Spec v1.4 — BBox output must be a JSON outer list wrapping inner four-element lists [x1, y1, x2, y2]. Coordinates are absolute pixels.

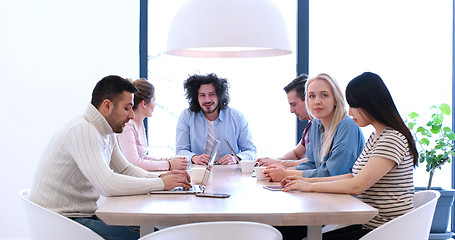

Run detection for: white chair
[[138, 221, 283, 240], [19, 189, 104, 240], [360, 190, 440, 240]]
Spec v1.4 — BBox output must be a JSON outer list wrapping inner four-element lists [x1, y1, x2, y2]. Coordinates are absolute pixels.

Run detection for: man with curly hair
[[176, 73, 256, 165]]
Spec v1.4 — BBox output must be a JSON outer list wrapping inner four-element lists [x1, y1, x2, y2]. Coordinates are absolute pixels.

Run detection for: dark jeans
[[322, 225, 371, 240], [274, 225, 307, 240], [71, 216, 140, 240], [275, 224, 371, 240]]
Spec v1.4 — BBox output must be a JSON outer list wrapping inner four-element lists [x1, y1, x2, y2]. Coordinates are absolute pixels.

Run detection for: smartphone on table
[[195, 193, 230, 198], [263, 185, 284, 191]]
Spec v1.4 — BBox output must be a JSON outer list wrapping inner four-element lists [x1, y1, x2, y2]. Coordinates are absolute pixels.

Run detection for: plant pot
[[415, 187, 455, 239]]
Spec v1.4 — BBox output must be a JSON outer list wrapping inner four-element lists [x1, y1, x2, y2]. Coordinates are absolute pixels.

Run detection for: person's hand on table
[[168, 156, 189, 170], [191, 154, 210, 165], [218, 154, 238, 165], [280, 175, 305, 186], [256, 157, 282, 167], [160, 170, 192, 190], [281, 175, 311, 192], [263, 165, 289, 182]]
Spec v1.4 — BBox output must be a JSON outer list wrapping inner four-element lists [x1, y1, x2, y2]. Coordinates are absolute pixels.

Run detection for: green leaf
[[439, 103, 451, 115], [447, 132, 455, 141], [417, 127, 432, 137], [420, 138, 430, 146], [435, 112, 444, 124], [427, 119, 435, 126], [408, 112, 419, 118], [443, 127, 452, 132], [409, 103, 454, 184], [430, 124, 442, 134]]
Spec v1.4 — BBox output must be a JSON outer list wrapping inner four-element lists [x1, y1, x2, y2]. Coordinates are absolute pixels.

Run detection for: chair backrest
[[360, 190, 440, 240], [19, 189, 104, 240], [138, 221, 283, 240]]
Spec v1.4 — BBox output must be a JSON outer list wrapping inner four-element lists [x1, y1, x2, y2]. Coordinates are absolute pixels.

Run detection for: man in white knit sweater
[[30, 75, 191, 240]]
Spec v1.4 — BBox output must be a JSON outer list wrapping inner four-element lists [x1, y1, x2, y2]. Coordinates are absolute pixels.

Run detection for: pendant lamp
[[166, 0, 292, 58]]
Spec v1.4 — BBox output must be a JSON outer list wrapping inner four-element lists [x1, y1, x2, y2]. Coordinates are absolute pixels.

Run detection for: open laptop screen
[[200, 139, 220, 187], [148, 139, 220, 194]]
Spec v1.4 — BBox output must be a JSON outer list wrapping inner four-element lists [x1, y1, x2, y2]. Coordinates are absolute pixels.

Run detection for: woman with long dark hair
[[281, 72, 418, 239]]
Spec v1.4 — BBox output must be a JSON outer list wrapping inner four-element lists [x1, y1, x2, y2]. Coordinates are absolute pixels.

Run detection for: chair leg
[[307, 225, 322, 240], [140, 225, 156, 237]]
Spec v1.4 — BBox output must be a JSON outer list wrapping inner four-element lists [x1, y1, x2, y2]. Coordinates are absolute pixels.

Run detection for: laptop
[[149, 139, 220, 194], [224, 139, 240, 162]]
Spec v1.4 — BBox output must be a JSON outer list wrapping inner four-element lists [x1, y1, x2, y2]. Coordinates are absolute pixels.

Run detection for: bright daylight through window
[[147, 0, 452, 189]]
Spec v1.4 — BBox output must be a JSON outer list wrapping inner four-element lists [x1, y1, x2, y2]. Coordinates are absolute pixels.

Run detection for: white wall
[[0, 1, 139, 238]]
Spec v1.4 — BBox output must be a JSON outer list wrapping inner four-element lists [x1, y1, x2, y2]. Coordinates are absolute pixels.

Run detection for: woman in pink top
[[118, 79, 189, 171]]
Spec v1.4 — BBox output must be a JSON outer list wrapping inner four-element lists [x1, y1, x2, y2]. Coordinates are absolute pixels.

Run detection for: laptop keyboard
[[172, 185, 205, 192]]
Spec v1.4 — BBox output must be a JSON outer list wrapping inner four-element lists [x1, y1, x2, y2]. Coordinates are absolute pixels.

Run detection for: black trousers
[[275, 224, 371, 240]]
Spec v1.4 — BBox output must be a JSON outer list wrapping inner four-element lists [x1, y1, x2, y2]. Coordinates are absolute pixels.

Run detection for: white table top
[[96, 165, 377, 240]]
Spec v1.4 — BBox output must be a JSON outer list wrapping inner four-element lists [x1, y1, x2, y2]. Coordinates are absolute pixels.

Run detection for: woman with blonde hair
[[282, 72, 418, 239], [267, 73, 365, 240], [264, 73, 364, 182], [117, 78, 188, 171]]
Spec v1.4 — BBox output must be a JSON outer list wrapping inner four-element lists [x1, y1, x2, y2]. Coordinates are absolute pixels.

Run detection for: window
[[308, 0, 453, 188], [147, 1, 297, 158], [145, 0, 453, 189]]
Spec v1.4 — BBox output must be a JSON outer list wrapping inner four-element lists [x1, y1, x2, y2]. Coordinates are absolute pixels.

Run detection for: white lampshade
[[166, 0, 292, 58]]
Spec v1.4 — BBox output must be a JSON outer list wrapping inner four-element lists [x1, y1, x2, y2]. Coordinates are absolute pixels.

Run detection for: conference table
[[96, 165, 378, 240]]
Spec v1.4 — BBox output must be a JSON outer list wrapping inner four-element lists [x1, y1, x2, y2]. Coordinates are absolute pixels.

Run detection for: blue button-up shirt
[[176, 107, 257, 161], [296, 116, 365, 177]]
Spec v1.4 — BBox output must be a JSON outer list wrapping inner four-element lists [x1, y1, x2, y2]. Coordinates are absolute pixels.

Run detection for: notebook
[[149, 139, 220, 194]]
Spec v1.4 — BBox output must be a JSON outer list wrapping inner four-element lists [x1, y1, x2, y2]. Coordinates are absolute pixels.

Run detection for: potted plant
[[406, 103, 455, 238]]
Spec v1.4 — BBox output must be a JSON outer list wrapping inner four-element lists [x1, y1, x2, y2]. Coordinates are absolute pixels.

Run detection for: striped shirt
[[30, 104, 165, 217], [352, 128, 414, 229]]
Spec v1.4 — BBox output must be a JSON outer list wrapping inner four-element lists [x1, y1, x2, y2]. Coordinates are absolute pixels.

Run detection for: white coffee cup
[[254, 166, 267, 181], [239, 160, 255, 173], [189, 166, 206, 184]]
